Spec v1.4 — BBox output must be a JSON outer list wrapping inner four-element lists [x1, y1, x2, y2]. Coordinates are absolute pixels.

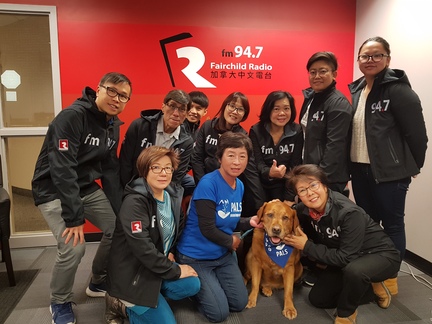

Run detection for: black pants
[[308, 252, 400, 317]]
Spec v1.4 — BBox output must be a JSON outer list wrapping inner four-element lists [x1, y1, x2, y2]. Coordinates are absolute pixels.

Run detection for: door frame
[[0, 4, 61, 248]]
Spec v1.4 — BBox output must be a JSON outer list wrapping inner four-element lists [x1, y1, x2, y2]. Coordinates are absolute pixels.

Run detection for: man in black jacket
[[119, 89, 193, 190], [32, 72, 132, 324]]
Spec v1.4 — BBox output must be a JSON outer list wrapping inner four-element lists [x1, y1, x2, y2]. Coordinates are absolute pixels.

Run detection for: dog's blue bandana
[[264, 233, 293, 268]]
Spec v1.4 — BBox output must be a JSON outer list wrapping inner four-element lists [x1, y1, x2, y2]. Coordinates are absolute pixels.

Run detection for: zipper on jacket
[[387, 138, 400, 164], [132, 266, 143, 286]]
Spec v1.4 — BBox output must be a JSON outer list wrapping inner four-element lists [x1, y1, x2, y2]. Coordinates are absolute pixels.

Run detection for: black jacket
[[300, 82, 353, 184], [32, 87, 123, 226], [183, 119, 201, 142], [348, 68, 428, 182], [249, 122, 303, 199], [191, 118, 265, 212], [119, 110, 193, 187], [297, 190, 400, 268], [107, 178, 183, 307]]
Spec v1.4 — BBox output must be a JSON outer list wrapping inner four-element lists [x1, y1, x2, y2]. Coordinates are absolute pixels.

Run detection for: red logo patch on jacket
[[131, 221, 142, 234], [59, 139, 69, 151]]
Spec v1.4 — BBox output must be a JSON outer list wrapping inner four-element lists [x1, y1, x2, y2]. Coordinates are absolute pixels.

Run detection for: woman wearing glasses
[[300, 51, 353, 194], [106, 146, 200, 324], [191, 92, 265, 218], [348, 36, 428, 295], [284, 164, 401, 324]]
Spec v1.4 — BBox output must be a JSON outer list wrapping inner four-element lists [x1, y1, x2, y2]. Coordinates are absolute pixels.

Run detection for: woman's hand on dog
[[284, 226, 308, 250], [250, 215, 264, 228]]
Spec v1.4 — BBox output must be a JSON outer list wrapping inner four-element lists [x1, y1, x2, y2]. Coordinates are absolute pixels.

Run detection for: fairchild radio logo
[[160, 32, 272, 89], [160, 33, 216, 88]]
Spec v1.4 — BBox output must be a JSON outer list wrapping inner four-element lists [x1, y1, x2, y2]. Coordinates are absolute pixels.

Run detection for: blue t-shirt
[[177, 169, 244, 259]]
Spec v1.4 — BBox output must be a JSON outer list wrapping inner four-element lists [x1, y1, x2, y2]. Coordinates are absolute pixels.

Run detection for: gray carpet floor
[[1, 243, 432, 324], [0, 269, 39, 323]]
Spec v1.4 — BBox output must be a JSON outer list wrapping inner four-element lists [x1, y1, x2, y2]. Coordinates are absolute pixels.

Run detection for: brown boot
[[334, 310, 357, 323], [384, 277, 398, 295], [105, 292, 128, 324], [372, 281, 391, 309]]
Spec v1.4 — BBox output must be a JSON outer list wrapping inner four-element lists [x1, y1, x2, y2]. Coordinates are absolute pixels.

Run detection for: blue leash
[[240, 228, 254, 240], [232, 228, 254, 261]]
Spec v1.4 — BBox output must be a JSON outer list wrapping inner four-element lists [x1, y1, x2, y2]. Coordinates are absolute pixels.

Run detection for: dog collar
[[264, 233, 293, 268]]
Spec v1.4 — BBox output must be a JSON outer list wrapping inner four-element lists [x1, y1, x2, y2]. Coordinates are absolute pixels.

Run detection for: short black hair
[[189, 91, 209, 108], [215, 131, 252, 160], [306, 51, 338, 71], [286, 164, 329, 193], [99, 72, 132, 95]]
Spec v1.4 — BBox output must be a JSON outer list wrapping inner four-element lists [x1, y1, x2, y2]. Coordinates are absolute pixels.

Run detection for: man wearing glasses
[[32, 72, 132, 324], [119, 89, 193, 190]]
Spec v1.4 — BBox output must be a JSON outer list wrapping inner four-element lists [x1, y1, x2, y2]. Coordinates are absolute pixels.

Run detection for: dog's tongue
[[271, 237, 281, 244]]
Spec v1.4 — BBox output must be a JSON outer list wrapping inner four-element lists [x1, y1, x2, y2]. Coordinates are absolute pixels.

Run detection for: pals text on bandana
[[264, 233, 293, 268]]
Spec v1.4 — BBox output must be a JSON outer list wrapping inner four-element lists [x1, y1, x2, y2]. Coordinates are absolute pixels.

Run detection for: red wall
[[8, 0, 356, 129], [7, 0, 356, 232]]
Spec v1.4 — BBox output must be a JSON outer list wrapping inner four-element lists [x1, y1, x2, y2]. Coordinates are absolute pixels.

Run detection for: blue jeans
[[126, 276, 200, 324], [351, 163, 411, 260], [177, 251, 248, 323]]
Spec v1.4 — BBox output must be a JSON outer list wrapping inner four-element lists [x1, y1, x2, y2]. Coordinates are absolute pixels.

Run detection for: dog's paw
[[282, 307, 297, 320], [262, 287, 273, 297], [246, 299, 257, 309]]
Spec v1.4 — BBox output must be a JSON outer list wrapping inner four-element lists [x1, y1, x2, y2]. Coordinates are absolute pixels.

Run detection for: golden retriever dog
[[244, 200, 303, 319]]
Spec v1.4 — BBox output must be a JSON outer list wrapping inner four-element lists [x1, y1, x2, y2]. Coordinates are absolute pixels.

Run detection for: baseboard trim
[[10, 232, 103, 248], [11, 233, 431, 277], [404, 250, 432, 277]]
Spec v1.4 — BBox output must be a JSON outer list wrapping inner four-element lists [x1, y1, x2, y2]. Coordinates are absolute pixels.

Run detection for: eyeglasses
[[297, 181, 321, 197], [226, 103, 246, 115], [149, 166, 174, 174], [165, 102, 187, 114], [308, 69, 330, 78], [357, 54, 390, 63], [100, 85, 130, 103]]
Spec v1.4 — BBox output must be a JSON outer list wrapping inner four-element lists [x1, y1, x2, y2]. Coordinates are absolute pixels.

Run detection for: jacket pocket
[[132, 265, 143, 286], [387, 138, 400, 164]]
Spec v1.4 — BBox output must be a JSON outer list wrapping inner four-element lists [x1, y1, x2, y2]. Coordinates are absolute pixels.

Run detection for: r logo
[[160, 33, 216, 88], [59, 139, 68, 151], [131, 221, 142, 234]]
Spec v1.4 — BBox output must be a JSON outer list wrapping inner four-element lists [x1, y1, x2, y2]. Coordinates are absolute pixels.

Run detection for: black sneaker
[[86, 281, 107, 297], [50, 302, 76, 324], [303, 271, 318, 287]]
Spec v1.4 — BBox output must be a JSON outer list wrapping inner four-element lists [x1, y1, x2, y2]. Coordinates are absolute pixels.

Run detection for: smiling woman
[[285, 164, 402, 324], [191, 92, 265, 218], [106, 146, 200, 323], [176, 132, 260, 323], [299, 52, 353, 195]]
